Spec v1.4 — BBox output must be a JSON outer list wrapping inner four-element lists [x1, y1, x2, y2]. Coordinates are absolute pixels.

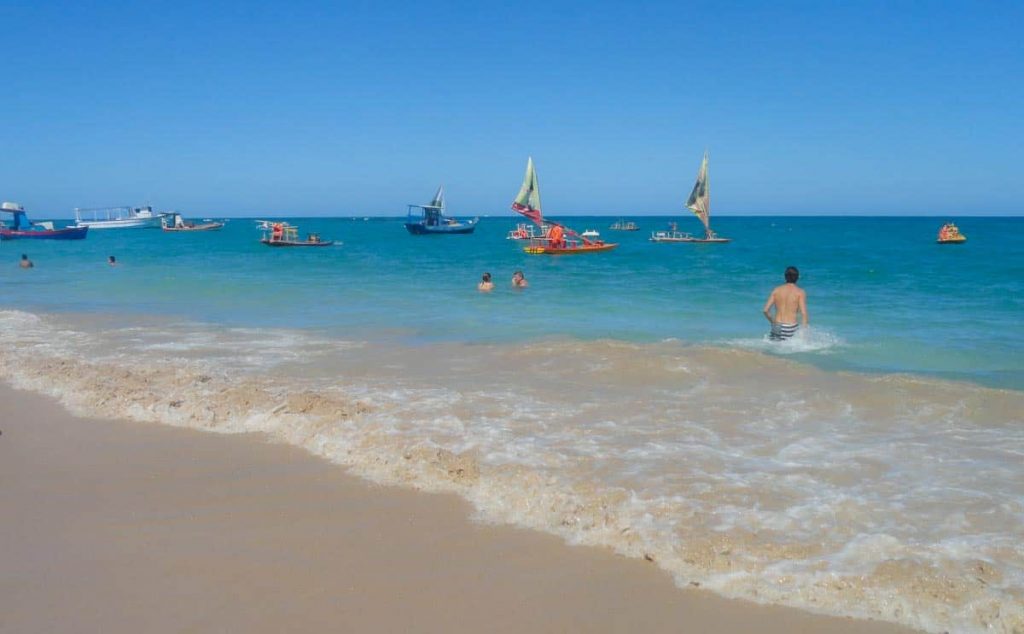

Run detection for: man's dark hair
[[482, 272, 491, 282], [21, 254, 28, 260], [785, 266, 799, 283]]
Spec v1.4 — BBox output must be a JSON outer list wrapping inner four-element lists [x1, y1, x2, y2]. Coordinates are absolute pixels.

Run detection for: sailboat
[[512, 157, 617, 255], [404, 185, 479, 235], [650, 151, 730, 243]]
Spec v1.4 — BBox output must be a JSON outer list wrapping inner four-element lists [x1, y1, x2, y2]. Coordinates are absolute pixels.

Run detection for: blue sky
[[1, 1, 1021, 217]]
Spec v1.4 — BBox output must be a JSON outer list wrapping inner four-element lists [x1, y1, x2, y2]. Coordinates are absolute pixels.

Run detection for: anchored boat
[[650, 152, 730, 243], [609, 219, 639, 231], [260, 222, 335, 247], [512, 157, 617, 255], [937, 222, 967, 244], [0, 202, 88, 240], [404, 186, 478, 235], [162, 212, 224, 232], [74, 205, 166, 229]]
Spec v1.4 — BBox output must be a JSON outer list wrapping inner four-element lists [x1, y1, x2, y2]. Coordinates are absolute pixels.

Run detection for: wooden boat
[[937, 222, 967, 244], [511, 157, 617, 255], [609, 219, 639, 231], [404, 186, 478, 235], [650, 152, 730, 243], [0, 202, 89, 240], [162, 212, 224, 232], [260, 223, 335, 247]]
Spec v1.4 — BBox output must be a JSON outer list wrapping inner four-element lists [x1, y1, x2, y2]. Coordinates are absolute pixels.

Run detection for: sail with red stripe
[[511, 157, 543, 227]]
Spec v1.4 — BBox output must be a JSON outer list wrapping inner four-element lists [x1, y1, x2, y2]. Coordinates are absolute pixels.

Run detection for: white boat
[[650, 152, 730, 243], [581, 228, 601, 239], [74, 205, 166, 229]]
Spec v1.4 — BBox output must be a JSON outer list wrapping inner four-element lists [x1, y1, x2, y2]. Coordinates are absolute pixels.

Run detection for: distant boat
[[609, 219, 639, 231], [74, 205, 165, 229], [0, 202, 88, 240], [512, 157, 617, 255], [260, 222, 335, 247], [404, 186, 478, 235], [650, 152, 730, 243], [937, 222, 967, 244], [161, 212, 224, 232]]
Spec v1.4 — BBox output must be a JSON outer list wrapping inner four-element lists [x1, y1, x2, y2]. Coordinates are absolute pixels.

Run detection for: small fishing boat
[[650, 152, 730, 243], [609, 219, 639, 231], [260, 222, 335, 247], [0, 202, 89, 240], [162, 212, 224, 232], [937, 222, 967, 244], [512, 157, 618, 255], [404, 186, 478, 235], [74, 205, 166, 229]]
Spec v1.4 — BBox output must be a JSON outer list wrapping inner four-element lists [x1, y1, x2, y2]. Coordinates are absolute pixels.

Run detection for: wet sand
[[0, 384, 914, 633]]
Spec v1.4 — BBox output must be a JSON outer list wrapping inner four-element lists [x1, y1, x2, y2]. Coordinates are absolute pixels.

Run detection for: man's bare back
[[763, 267, 808, 339]]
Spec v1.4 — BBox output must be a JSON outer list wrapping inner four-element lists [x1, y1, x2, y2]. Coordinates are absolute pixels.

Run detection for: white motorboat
[[74, 205, 166, 229]]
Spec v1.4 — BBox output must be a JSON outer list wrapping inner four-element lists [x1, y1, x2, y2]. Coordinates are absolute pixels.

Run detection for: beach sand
[[0, 384, 914, 633]]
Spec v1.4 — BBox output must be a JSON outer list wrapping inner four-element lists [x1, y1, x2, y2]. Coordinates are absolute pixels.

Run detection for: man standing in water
[[763, 266, 808, 340], [19, 254, 33, 268]]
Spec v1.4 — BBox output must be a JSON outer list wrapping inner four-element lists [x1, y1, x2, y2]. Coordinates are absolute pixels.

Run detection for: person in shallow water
[[511, 271, 528, 288], [19, 254, 33, 269], [478, 272, 494, 292], [763, 266, 808, 340], [108, 255, 118, 266]]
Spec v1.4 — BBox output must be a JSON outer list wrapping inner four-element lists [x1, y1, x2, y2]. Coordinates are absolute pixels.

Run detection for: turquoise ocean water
[[2, 215, 1023, 633], [3, 215, 1022, 388]]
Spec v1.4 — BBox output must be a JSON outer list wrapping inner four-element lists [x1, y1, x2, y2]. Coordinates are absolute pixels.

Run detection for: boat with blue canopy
[[404, 186, 478, 235], [0, 202, 88, 240]]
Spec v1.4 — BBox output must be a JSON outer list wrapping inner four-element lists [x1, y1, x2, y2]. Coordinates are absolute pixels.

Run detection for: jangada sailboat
[[512, 157, 617, 255], [650, 151, 730, 243]]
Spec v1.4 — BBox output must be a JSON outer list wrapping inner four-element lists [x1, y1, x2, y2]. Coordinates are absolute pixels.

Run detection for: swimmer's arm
[[799, 291, 809, 327], [762, 292, 776, 324]]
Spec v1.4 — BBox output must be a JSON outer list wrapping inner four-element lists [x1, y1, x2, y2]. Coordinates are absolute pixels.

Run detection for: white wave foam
[[724, 326, 845, 354], [1, 309, 1022, 634]]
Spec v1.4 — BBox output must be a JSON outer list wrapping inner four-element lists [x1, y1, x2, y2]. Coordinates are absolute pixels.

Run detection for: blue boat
[[404, 186, 478, 235], [0, 202, 88, 240]]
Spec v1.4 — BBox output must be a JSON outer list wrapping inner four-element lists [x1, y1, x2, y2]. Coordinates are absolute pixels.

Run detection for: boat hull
[[260, 239, 335, 247], [75, 217, 163, 229], [0, 226, 89, 240], [524, 243, 618, 255], [163, 223, 224, 232], [405, 221, 477, 235], [650, 236, 731, 243], [937, 238, 966, 244]]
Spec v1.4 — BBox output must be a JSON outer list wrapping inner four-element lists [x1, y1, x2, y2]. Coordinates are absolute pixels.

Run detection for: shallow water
[[1, 215, 1022, 632]]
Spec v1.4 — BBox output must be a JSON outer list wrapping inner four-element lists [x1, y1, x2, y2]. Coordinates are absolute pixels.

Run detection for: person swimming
[[108, 255, 118, 266], [763, 266, 808, 340], [478, 272, 494, 292], [511, 271, 528, 288], [19, 254, 33, 269]]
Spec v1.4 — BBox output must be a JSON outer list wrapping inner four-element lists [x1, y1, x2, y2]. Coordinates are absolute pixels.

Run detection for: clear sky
[[1, 1, 1021, 217]]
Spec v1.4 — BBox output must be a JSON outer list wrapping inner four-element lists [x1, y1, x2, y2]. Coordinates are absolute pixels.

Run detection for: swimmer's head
[[482, 272, 491, 282]]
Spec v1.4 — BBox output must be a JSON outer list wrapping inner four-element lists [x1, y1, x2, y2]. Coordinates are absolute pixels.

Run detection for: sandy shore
[[0, 384, 915, 633]]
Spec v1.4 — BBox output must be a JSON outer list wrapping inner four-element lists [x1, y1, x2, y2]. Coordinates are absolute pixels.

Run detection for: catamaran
[[650, 152, 730, 243], [512, 157, 617, 255], [404, 186, 478, 235], [74, 205, 166, 229]]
